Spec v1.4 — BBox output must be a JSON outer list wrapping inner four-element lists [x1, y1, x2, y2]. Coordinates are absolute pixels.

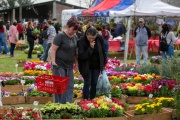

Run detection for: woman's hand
[[90, 41, 95, 48]]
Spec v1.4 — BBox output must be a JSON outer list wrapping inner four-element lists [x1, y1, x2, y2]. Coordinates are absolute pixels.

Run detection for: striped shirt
[[47, 25, 56, 43]]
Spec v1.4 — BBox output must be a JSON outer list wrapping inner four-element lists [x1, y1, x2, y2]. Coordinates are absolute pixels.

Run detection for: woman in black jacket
[[26, 21, 36, 59], [77, 27, 107, 100]]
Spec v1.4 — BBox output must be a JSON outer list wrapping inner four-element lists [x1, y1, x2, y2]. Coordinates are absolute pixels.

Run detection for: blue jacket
[[114, 23, 126, 37]]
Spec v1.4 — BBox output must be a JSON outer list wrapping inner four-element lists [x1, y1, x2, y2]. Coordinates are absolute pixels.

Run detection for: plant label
[[15, 64, 18, 67], [21, 80, 25, 84], [33, 101, 39, 106], [149, 93, 153, 99]]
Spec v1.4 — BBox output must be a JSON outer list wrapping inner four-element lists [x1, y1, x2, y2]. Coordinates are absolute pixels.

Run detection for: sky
[[34, 0, 91, 8]]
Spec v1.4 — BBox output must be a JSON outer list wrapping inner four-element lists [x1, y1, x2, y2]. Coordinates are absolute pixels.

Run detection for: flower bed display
[[125, 108, 172, 120]]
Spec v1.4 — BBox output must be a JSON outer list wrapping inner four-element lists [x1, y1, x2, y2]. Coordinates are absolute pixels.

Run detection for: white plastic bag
[[96, 70, 111, 94]]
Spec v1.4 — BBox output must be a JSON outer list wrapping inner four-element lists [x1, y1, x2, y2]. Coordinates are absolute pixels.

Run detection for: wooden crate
[[85, 116, 128, 120], [125, 108, 172, 120], [126, 96, 149, 104], [2, 96, 25, 105], [26, 96, 53, 104], [2, 85, 28, 93]]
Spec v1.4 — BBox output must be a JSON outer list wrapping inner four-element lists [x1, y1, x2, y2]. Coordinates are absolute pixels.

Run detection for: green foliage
[[4, 80, 20, 85], [136, 64, 160, 75], [27, 90, 52, 97]]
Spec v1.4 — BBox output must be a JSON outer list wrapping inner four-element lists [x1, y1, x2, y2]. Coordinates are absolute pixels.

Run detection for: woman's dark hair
[[67, 17, 79, 30], [86, 27, 97, 36], [161, 23, 170, 34], [13, 22, 17, 26]]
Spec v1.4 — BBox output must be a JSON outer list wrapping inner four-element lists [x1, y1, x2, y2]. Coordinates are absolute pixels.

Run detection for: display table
[[108, 40, 121, 52], [108, 39, 180, 52]]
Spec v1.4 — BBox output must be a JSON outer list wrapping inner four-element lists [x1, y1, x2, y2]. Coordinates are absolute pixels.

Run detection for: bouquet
[[150, 56, 162, 64], [32, 29, 40, 37]]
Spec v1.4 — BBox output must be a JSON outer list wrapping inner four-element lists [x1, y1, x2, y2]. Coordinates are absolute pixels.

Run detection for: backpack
[[159, 33, 171, 51]]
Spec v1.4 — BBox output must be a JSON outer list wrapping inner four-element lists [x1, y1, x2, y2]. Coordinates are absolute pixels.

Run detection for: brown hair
[[67, 17, 79, 30], [47, 20, 52, 25]]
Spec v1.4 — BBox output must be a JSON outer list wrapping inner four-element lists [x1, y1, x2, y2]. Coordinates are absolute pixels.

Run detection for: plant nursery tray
[[125, 108, 172, 120], [25, 96, 53, 104], [2, 96, 25, 105]]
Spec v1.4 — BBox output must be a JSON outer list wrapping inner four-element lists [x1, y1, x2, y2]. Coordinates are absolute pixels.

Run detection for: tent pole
[[124, 16, 132, 64]]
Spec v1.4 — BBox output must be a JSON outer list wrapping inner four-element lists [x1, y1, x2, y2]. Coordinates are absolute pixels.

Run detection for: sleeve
[[134, 27, 138, 37], [53, 33, 63, 46], [99, 35, 107, 65], [77, 37, 94, 60], [170, 32, 178, 43], [146, 27, 151, 39]]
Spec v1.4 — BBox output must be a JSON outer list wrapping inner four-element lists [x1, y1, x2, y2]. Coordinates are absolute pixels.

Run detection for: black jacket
[[77, 34, 107, 76]]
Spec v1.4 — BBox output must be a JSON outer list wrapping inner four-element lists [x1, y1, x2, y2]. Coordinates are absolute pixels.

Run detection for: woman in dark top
[[26, 21, 36, 59], [77, 27, 107, 100]]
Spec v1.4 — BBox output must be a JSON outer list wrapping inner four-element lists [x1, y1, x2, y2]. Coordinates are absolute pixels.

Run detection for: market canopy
[[90, 0, 103, 8], [82, 0, 121, 16], [95, 0, 135, 17], [109, 0, 180, 16]]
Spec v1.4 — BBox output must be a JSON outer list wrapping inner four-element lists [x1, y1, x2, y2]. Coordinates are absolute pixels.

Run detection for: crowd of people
[[0, 16, 180, 104]]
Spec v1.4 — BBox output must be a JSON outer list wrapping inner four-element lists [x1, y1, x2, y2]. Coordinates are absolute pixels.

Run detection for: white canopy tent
[[109, 0, 180, 16], [108, 0, 180, 64]]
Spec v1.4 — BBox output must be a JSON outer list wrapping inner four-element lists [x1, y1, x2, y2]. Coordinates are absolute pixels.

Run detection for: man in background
[[134, 18, 151, 65], [53, 18, 61, 34]]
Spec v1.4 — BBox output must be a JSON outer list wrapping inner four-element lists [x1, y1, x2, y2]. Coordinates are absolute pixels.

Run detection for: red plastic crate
[[36, 74, 69, 94]]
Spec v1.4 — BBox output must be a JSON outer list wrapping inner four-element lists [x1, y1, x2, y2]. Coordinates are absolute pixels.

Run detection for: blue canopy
[[94, 0, 135, 17]]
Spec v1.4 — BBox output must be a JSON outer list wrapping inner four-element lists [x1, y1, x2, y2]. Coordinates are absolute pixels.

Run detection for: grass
[[0, 50, 39, 72]]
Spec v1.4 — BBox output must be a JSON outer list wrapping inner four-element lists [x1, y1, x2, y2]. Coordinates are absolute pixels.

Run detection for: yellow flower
[[141, 108, 145, 112]]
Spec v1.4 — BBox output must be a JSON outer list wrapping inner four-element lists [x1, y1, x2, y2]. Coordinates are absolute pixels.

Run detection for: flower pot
[[125, 108, 172, 120], [25, 96, 53, 104]]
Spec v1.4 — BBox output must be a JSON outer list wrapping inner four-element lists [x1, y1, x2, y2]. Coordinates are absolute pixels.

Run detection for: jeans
[[53, 67, 74, 104], [82, 69, 100, 100], [42, 43, 51, 62], [136, 45, 148, 65], [0, 33, 9, 54], [39, 40, 48, 60], [10, 43, 16, 56], [27, 40, 34, 59], [162, 45, 174, 61], [104, 40, 109, 57]]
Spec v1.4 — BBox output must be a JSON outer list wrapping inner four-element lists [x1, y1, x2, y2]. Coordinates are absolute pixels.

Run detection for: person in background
[[9, 21, 18, 57], [26, 21, 36, 59], [76, 21, 84, 40], [41, 20, 56, 62], [39, 26, 48, 60], [114, 19, 126, 51], [53, 18, 61, 34], [160, 23, 180, 60], [6, 21, 10, 32], [17, 21, 24, 40], [82, 19, 93, 32], [77, 27, 107, 100], [100, 25, 110, 57], [50, 17, 79, 104], [134, 18, 151, 65], [0, 20, 10, 55]]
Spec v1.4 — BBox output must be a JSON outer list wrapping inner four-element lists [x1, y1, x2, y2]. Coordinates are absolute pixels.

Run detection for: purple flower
[[26, 88, 33, 92]]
